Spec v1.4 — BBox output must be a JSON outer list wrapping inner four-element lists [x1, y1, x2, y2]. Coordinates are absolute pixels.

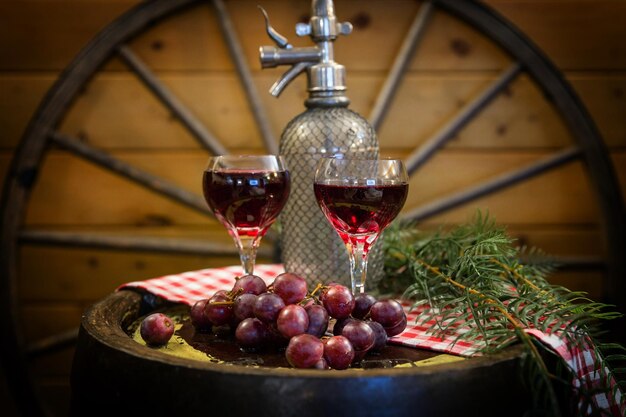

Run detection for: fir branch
[[413, 257, 525, 329], [381, 213, 626, 417]]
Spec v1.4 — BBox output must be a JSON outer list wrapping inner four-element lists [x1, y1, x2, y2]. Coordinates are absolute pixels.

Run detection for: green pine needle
[[380, 212, 625, 417]]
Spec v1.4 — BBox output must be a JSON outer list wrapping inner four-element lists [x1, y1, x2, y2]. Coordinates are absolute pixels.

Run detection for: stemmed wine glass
[[202, 155, 290, 275], [314, 158, 409, 295]]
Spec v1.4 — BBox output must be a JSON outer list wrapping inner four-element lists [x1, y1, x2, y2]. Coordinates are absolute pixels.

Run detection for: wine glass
[[202, 155, 290, 275], [314, 158, 409, 294]]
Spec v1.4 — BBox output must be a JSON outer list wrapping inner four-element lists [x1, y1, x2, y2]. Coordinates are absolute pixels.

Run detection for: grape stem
[[299, 283, 324, 306], [310, 283, 323, 297], [209, 301, 234, 306]]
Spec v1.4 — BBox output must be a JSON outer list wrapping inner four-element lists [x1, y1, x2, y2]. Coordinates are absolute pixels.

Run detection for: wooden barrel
[[71, 290, 532, 417]]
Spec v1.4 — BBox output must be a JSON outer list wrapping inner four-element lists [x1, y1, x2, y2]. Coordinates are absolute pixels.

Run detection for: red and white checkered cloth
[[120, 264, 624, 415]]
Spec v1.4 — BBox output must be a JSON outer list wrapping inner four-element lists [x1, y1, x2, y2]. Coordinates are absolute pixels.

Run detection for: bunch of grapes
[[189, 273, 408, 370]]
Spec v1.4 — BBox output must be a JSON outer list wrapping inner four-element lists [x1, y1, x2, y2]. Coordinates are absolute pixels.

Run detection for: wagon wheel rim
[[1, 0, 624, 415]]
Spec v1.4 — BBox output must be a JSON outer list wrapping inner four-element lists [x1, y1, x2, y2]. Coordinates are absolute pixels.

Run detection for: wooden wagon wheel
[[1, 0, 624, 415]]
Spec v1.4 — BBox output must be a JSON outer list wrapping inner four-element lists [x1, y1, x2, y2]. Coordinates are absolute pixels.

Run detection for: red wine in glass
[[314, 158, 408, 294], [203, 156, 290, 275], [313, 182, 408, 254]]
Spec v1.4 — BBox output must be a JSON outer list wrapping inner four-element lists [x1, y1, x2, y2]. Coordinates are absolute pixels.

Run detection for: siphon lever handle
[[258, 6, 291, 49]]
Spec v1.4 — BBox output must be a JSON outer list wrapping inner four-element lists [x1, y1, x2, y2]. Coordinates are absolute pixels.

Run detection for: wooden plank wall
[[1, 0, 625, 414]]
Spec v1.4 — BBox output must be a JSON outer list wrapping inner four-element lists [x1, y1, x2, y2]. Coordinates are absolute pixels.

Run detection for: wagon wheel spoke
[[49, 131, 211, 215], [18, 229, 274, 257], [37, 130, 278, 253], [212, 0, 278, 154], [117, 45, 228, 155], [402, 146, 581, 222], [405, 63, 523, 176], [26, 328, 80, 359], [377, 4, 603, 274], [369, 0, 434, 131]]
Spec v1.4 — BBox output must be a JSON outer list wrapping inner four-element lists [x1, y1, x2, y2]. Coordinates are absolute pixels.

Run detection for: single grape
[[319, 282, 341, 304], [253, 293, 286, 323], [285, 334, 324, 369], [190, 299, 212, 332], [323, 335, 355, 370], [366, 321, 388, 352], [235, 318, 269, 350], [305, 304, 329, 338], [273, 272, 308, 304], [384, 314, 407, 337], [214, 289, 229, 298], [370, 299, 405, 328], [233, 274, 267, 295], [322, 285, 355, 319], [333, 317, 357, 336], [233, 293, 257, 321], [276, 305, 309, 339], [204, 292, 233, 326], [341, 320, 375, 352], [140, 313, 174, 346], [352, 294, 377, 320], [300, 298, 315, 309]]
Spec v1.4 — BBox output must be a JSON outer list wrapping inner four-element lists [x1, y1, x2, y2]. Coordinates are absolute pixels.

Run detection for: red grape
[[333, 317, 357, 336], [341, 320, 375, 352], [323, 336, 355, 370], [305, 304, 329, 337], [233, 293, 257, 321], [233, 274, 267, 295], [352, 294, 377, 319], [205, 292, 233, 326], [366, 321, 388, 352], [276, 305, 309, 339], [235, 318, 269, 350], [300, 298, 315, 309], [370, 299, 405, 328], [273, 272, 308, 304], [214, 289, 229, 298], [285, 334, 324, 369], [384, 314, 407, 337], [322, 285, 355, 319], [140, 313, 174, 346], [319, 282, 341, 304], [253, 293, 285, 323], [190, 299, 212, 332]]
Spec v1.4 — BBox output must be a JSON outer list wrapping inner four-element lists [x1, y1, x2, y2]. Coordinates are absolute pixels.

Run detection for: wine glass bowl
[[314, 158, 409, 294], [202, 155, 290, 275]]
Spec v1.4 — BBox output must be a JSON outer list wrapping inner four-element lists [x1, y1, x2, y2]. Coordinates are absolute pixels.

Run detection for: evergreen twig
[[380, 213, 626, 416]]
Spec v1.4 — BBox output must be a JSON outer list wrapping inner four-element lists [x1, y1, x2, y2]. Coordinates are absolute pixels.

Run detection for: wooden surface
[[1, 1, 625, 415]]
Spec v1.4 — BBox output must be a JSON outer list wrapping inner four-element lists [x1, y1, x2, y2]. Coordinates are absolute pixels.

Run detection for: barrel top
[[80, 290, 524, 379]]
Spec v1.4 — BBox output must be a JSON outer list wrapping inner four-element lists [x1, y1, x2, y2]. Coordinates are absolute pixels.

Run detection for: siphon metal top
[[258, 0, 353, 107]]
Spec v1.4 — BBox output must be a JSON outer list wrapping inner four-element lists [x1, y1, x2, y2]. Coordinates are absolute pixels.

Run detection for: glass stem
[[346, 239, 368, 295], [236, 235, 259, 275]]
